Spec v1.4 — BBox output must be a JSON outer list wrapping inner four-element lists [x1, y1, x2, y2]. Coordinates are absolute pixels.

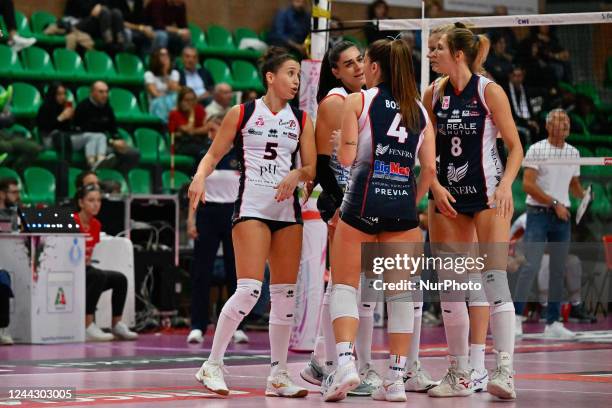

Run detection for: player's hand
[[328, 208, 340, 229], [488, 181, 513, 219], [302, 180, 315, 205], [554, 203, 570, 221], [187, 219, 198, 240], [275, 170, 301, 202], [188, 173, 206, 210], [432, 184, 457, 218]]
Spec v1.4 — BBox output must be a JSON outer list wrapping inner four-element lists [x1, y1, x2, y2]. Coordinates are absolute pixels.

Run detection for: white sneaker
[[372, 378, 407, 402], [265, 369, 308, 398], [8, 34, 36, 52], [487, 352, 516, 399], [232, 329, 249, 344], [348, 362, 382, 396], [86, 323, 114, 342], [515, 315, 524, 337], [187, 329, 204, 344], [427, 357, 473, 398], [300, 353, 326, 386], [112, 322, 138, 341], [195, 360, 229, 396], [470, 368, 489, 392], [0, 328, 14, 345], [322, 360, 360, 402], [544, 321, 576, 340], [404, 360, 439, 392]]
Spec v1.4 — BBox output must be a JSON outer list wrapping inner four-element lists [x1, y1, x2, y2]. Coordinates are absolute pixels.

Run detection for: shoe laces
[[441, 366, 460, 386], [362, 368, 380, 386], [206, 361, 228, 377], [273, 369, 293, 386]]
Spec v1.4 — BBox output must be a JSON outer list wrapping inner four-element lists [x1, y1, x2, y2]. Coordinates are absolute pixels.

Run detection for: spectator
[[74, 184, 138, 342], [487, 6, 518, 55], [364, 0, 398, 44], [485, 32, 513, 84], [0, 177, 20, 210], [516, 34, 557, 97], [513, 109, 586, 340], [64, 0, 126, 53], [76, 169, 121, 195], [36, 83, 75, 158], [73, 81, 140, 172], [168, 87, 211, 158], [145, 48, 180, 123], [267, 0, 310, 57], [144, 0, 191, 57], [104, 0, 157, 57], [529, 26, 572, 83], [569, 93, 610, 135], [0, 0, 36, 52], [0, 268, 13, 345], [241, 89, 259, 104], [178, 46, 214, 106], [205, 83, 233, 118], [328, 17, 345, 49], [504, 66, 540, 146], [0, 109, 42, 173]]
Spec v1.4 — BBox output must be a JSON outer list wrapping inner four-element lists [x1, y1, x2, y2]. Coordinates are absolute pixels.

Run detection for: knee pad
[[467, 273, 489, 307], [219, 278, 261, 322], [441, 301, 469, 326], [329, 284, 359, 321], [387, 292, 414, 333], [269, 284, 296, 325], [358, 302, 376, 318], [483, 270, 513, 306], [490, 302, 515, 315]]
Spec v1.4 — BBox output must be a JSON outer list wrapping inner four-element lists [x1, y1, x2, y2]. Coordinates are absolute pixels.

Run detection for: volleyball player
[[323, 38, 436, 402], [425, 24, 491, 394], [189, 47, 316, 397], [423, 26, 523, 400]]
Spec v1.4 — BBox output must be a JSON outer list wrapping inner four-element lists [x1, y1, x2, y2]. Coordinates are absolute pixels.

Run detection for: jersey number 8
[[451, 136, 462, 157]]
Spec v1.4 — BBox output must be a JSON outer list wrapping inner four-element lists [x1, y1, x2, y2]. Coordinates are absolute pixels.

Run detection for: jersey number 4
[[386, 113, 408, 144], [263, 142, 278, 160]]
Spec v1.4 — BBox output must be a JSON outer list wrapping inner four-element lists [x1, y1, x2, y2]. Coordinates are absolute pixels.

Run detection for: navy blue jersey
[[341, 83, 428, 219], [432, 74, 504, 212]]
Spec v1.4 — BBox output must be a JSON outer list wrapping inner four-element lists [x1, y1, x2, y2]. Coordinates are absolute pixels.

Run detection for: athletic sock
[[336, 341, 354, 367], [209, 313, 241, 362], [269, 323, 291, 376], [388, 354, 407, 380], [355, 309, 374, 371], [470, 343, 486, 372]]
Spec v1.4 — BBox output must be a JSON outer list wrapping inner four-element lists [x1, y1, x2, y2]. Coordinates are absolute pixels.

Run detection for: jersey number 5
[[263, 142, 278, 160], [387, 113, 408, 144]]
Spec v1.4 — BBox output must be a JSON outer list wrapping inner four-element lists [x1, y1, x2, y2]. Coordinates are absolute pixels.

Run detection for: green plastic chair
[[30, 11, 65, 46], [128, 168, 152, 194], [575, 83, 602, 110], [204, 58, 233, 86], [0, 167, 24, 189], [591, 182, 611, 218], [67, 167, 82, 199], [134, 128, 193, 169], [189, 23, 207, 54], [512, 180, 526, 216], [234, 27, 258, 46], [117, 127, 135, 147], [85, 50, 117, 81], [595, 147, 612, 157], [23, 167, 55, 205], [205, 25, 236, 57], [162, 169, 190, 193], [231, 60, 264, 92], [11, 82, 42, 119], [97, 168, 129, 194], [0, 44, 26, 79], [115, 52, 145, 84], [109, 88, 160, 124], [53, 48, 87, 81], [344, 35, 364, 48], [7, 123, 32, 139], [576, 145, 594, 157], [14, 11, 33, 37], [21, 46, 56, 80], [76, 85, 90, 103]]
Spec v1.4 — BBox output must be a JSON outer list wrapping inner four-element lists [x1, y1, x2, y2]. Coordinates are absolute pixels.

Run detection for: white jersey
[[233, 98, 305, 223], [320, 86, 352, 188]]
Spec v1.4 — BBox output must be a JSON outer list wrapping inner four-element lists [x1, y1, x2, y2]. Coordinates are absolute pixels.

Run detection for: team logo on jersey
[[279, 119, 297, 129], [447, 162, 469, 184], [268, 129, 278, 138], [437, 111, 448, 119], [255, 116, 265, 127], [462, 110, 480, 117], [449, 109, 462, 123], [248, 128, 263, 136], [375, 144, 390, 156], [465, 97, 479, 109], [442, 96, 450, 110], [373, 160, 410, 180], [285, 132, 298, 140]]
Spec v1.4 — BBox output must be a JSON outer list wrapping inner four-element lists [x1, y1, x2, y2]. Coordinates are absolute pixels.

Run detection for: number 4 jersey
[[233, 98, 306, 223], [341, 82, 428, 220]]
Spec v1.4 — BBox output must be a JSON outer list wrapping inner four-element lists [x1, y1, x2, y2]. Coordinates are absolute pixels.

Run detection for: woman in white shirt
[[144, 47, 180, 122]]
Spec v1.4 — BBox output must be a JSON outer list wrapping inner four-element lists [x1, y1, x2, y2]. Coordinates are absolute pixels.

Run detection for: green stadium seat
[[512, 180, 526, 216], [7, 123, 32, 139], [53, 48, 87, 81], [162, 169, 190, 193], [128, 168, 152, 194], [30, 11, 65, 46], [114, 52, 145, 85], [76, 85, 90, 103], [14, 11, 33, 38], [68, 167, 82, 199], [189, 23, 207, 54], [231, 60, 264, 92], [85, 50, 117, 82], [23, 167, 55, 205], [109, 88, 160, 124], [575, 83, 602, 110], [21, 46, 56, 80], [117, 127, 135, 147], [576, 145, 594, 157], [204, 58, 233, 86], [596, 147, 612, 157], [11, 82, 42, 119], [234, 27, 259, 46], [0, 167, 23, 189], [204, 25, 236, 57], [591, 182, 611, 218], [0, 44, 27, 79], [344, 35, 364, 48], [134, 128, 194, 169], [96, 168, 128, 194]]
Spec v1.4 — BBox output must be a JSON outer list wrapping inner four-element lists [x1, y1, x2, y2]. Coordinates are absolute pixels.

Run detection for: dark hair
[[149, 48, 170, 77], [75, 170, 97, 190], [0, 177, 18, 193], [43, 82, 65, 106], [367, 39, 420, 132], [259, 46, 299, 90], [367, 0, 389, 20], [75, 184, 101, 211], [317, 41, 360, 103], [177, 86, 196, 108]]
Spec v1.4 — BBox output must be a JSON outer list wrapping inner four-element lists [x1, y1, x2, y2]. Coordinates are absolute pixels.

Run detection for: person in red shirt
[[74, 184, 138, 342], [168, 87, 212, 158]]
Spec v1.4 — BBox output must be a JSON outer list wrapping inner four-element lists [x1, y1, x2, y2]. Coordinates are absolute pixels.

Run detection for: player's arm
[[338, 92, 362, 167], [422, 84, 442, 191], [416, 121, 436, 203], [569, 176, 586, 199], [315, 96, 345, 205]]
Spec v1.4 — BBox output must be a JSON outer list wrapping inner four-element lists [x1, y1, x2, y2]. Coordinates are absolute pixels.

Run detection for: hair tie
[[474, 34, 480, 44]]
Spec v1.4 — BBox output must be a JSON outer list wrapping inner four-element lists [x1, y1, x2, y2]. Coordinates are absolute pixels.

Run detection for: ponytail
[[389, 40, 420, 133], [471, 34, 490, 74]]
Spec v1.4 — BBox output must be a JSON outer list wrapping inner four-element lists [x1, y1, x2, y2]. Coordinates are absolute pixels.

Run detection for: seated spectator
[[205, 83, 233, 118], [0, 177, 20, 210], [0, 268, 13, 345], [570, 93, 611, 135], [0, 0, 36, 52], [516, 34, 557, 97], [74, 81, 140, 172], [36, 83, 75, 159], [504, 66, 540, 146], [0, 106, 41, 173], [64, 0, 126, 53], [178, 46, 214, 106], [76, 169, 119, 195], [364, 0, 399, 45], [74, 184, 138, 342], [145, 48, 180, 123], [487, 6, 518, 55], [144, 0, 191, 57], [267, 0, 310, 57], [168, 87, 211, 158], [485, 32, 514, 84], [105, 0, 157, 57], [527, 26, 572, 83]]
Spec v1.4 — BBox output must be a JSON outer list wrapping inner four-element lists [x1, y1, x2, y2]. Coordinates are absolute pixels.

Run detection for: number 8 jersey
[[341, 83, 428, 220], [233, 98, 306, 223]]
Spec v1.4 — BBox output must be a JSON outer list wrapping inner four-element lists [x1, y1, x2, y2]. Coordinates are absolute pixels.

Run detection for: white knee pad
[[483, 270, 513, 306], [490, 302, 515, 316], [386, 292, 414, 334], [220, 278, 262, 321], [467, 273, 489, 307], [269, 284, 297, 325], [441, 301, 469, 326], [329, 284, 359, 322], [358, 302, 376, 318]]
